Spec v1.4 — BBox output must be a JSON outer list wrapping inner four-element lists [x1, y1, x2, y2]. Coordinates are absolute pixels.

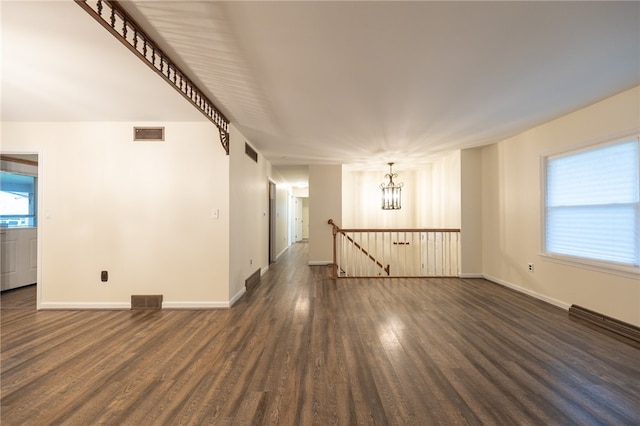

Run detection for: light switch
[[211, 208, 219, 219]]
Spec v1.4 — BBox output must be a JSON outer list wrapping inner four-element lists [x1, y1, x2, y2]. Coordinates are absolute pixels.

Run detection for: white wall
[[309, 165, 342, 264], [229, 132, 291, 301], [2, 120, 284, 309], [342, 155, 461, 229], [229, 125, 271, 302], [460, 148, 483, 276], [342, 168, 414, 228], [292, 187, 309, 198], [2, 121, 230, 308], [415, 151, 461, 228], [481, 86, 640, 326]]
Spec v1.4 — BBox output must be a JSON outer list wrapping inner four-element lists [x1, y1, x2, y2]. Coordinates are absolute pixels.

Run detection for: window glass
[[0, 172, 37, 227], [545, 138, 639, 267]]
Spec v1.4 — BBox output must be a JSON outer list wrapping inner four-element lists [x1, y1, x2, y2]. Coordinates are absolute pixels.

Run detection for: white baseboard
[[261, 265, 269, 275], [308, 261, 331, 266], [229, 287, 247, 307], [40, 299, 238, 310], [482, 274, 571, 310], [38, 302, 130, 310], [276, 246, 289, 261]]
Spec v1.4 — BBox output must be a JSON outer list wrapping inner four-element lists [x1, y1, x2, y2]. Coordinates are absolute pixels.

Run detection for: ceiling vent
[[134, 127, 165, 141], [245, 143, 258, 163]]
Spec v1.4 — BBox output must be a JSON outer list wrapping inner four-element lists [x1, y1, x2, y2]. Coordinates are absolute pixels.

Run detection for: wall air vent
[[245, 268, 261, 292], [131, 295, 163, 310], [134, 127, 165, 141], [245, 143, 258, 163]]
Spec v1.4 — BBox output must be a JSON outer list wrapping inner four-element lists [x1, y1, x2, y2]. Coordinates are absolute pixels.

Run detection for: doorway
[[268, 180, 276, 263], [0, 154, 39, 293]]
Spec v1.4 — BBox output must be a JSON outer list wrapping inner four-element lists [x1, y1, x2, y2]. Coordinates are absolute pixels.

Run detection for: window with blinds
[[544, 137, 639, 268]]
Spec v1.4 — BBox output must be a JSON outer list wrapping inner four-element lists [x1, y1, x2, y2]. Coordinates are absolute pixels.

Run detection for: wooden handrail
[[330, 224, 461, 234], [327, 219, 462, 279], [329, 219, 338, 278], [75, 0, 230, 154], [327, 219, 460, 234]]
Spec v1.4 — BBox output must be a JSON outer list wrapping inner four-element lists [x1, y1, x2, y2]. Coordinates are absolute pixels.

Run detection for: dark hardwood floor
[[2, 242, 639, 425]]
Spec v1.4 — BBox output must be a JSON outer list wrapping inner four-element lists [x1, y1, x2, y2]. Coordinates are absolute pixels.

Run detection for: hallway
[[1, 242, 639, 425]]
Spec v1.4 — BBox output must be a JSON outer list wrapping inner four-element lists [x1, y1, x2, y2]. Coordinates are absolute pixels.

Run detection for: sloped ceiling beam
[[75, 0, 230, 154]]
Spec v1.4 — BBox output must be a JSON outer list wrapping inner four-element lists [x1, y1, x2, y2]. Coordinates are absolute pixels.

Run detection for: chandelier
[[380, 162, 403, 210]]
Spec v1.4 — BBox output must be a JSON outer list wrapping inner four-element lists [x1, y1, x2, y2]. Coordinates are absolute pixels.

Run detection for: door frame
[[0, 150, 43, 309], [268, 179, 276, 263]]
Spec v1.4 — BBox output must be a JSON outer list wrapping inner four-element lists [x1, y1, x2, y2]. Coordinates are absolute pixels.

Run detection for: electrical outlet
[[528, 263, 534, 272], [101, 270, 108, 282]]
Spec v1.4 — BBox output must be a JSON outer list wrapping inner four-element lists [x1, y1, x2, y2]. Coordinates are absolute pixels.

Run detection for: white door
[[302, 198, 309, 239], [295, 198, 303, 242]]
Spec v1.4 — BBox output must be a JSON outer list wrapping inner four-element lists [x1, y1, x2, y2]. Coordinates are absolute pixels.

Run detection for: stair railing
[[328, 219, 461, 279], [75, 0, 230, 154]]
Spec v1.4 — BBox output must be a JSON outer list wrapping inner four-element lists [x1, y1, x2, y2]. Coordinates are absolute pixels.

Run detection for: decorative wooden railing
[[75, 0, 230, 154], [339, 225, 390, 277], [328, 219, 461, 279]]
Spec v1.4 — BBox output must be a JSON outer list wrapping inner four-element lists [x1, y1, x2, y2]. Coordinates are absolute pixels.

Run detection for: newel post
[[327, 219, 338, 279]]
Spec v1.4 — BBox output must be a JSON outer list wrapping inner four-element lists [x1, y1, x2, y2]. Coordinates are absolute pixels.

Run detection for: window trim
[[540, 252, 639, 279], [541, 134, 640, 277]]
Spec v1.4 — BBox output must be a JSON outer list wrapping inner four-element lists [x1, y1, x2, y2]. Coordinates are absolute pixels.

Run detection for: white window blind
[[545, 138, 640, 267]]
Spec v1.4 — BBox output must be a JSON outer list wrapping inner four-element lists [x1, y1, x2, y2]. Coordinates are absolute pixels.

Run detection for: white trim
[[460, 273, 483, 279], [276, 246, 288, 261], [308, 260, 331, 266], [39, 302, 130, 310], [1, 149, 45, 310], [482, 274, 571, 311], [540, 253, 639, 279], [37, 148, 43, 310], [229, 287, 247, 307], [39, 300, 239, 310], [261, 265, 269, 276], [163, 301, 230, 309]]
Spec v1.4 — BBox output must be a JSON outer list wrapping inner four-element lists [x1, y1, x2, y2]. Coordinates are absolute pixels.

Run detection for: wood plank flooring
[[2, 242, 639, 425]]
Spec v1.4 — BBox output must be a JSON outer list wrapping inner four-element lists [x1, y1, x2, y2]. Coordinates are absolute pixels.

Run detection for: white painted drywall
[[229, 125, 271, 301], [309, 165, 342, 264], [481, 86, 640, 326], [460, 148, 483, 276], [1, 121, 230, 308], [342, 154, 461, 229]]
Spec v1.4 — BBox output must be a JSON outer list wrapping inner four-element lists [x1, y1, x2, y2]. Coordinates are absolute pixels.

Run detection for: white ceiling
[[2, 1, 639, 182]]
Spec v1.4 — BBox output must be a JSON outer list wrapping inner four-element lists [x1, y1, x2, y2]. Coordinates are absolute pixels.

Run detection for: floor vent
[[569, 304, 640, 347], [245, 268, 261, 291], [131, 295, 163, 310]]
